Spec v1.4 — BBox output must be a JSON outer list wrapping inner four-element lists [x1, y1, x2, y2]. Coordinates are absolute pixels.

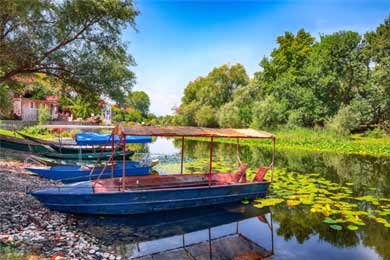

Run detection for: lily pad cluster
[[259, 169, 390, 231]]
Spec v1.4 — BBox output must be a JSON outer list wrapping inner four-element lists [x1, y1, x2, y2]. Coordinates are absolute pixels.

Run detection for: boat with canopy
[[31, 125, 276, 215]]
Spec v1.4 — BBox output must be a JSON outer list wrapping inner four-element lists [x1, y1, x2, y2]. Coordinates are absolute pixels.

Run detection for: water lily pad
[[329, 225, 343, 231], [347, 225, 359, 231], [323, 217, 337, 224], [287, 200, 301, 207]]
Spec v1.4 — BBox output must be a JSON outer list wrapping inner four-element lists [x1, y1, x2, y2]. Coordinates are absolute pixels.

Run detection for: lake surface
[[129, 138, 389, 260], [2, 137, 390, 259]]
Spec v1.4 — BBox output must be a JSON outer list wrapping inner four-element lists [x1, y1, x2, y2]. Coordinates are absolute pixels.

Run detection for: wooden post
[[111, 134, 115, 178], [209, 136, 214, 186], [236, 138, 241, 166], [122, 135, 126, 191], [271, 137, 275, 182], [180, 136, 184, 174]]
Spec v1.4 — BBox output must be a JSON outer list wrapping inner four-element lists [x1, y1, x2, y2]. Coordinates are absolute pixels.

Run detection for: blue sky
[[123, 0, 390, 116]]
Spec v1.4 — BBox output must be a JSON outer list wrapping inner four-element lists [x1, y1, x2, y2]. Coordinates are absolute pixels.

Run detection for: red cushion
[[253, 167, 268, 182]]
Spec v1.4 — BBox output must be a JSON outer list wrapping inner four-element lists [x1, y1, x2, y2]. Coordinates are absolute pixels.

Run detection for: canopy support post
[[271, 137, 275, 182], [180, 136, 184, 174], [209, 136, 214, 186], [122, 134, 126, 191], [111, 134, 115, 178], [236, 138, 241, 166]]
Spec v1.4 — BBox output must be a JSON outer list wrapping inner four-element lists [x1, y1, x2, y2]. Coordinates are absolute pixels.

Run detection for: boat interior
[[92, 164, 270, 193]]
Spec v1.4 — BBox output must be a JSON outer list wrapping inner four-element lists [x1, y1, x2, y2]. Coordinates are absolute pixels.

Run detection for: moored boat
[[31, 173, 271, 214], [0, 133, 52, 153], [38, 149, 134, 160], [31, 125, 276, 215], [26, 161, 151, 183]]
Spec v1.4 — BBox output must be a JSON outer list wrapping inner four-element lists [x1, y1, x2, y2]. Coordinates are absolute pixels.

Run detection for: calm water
[[128, 138, 390, 260], [3, 137, 390, 259]]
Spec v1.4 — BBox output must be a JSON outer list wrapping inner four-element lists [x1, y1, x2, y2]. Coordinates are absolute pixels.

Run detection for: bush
[[363, 127, 385, 138], [217, 103, 241, 128], [287, 110, 305, 129], [195, 106, 217, 127], [250, 96, 287, 129], [38, 106, 50, 125], [327, 105, 360, 136]]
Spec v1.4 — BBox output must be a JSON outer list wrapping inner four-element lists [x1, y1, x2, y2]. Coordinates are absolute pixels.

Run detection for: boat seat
[[233, 163, 248, 183], [252, 167, 269, 182], [127, 179, 219, 190]]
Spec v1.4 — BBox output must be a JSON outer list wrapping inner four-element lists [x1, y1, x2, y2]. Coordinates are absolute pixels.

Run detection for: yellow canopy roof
[[113, 125, 275, 139]]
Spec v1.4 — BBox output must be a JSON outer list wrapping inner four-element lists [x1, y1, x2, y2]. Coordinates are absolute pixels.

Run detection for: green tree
[[195, 106, 217, 127], [364, 17, 390, 132], [126, 91, 150, 117], [0, 0, 138, 105]]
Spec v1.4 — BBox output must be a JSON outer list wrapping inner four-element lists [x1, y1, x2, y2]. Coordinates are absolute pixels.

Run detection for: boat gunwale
[[36, 174, 271, 195]]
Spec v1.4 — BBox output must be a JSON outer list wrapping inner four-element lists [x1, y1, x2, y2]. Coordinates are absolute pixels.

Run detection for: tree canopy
[[167, 17, 390, 134], [0, 0, 138, 104]]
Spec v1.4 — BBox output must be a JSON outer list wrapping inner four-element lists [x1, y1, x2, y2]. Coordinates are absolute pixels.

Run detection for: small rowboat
[[18, 132, 152, 154], [38, 150, 134, 160], [26, 161, 151, 183], [0, 134, 52, 153], [31, 125, 276, 215], [31, 173, 271, 214], [27, 155, 106, 166]]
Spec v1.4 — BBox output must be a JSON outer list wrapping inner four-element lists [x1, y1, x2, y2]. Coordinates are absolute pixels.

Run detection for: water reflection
[[75, 204, 274, 259], [171, 139, 390, 260]]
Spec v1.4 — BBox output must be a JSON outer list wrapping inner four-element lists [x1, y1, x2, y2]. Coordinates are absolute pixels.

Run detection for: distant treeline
[[158, 17, 390, 135]]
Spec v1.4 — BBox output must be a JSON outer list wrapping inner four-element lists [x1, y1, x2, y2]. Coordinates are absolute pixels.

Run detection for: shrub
[[250, 96, 287, 129], [38, 106, 50, 125], [363, 127, 385, 138], [327, 105, 360, 136], [195, 106, 217, 127], [217, 103, 241, 128]]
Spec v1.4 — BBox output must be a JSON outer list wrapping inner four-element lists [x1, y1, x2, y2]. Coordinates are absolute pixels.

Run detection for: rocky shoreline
[[0, 161, 123, 260]]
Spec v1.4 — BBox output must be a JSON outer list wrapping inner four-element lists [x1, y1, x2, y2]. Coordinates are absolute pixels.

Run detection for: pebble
[[0, 161, 125, 259]]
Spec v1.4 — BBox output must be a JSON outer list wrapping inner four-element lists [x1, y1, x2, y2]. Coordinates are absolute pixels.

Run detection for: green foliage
[[327, 106, 359, 136], [363, 128, 385, 138], [0, 85, 12, 117], [251, 96, 288, 129], [177, 63, 249, 126], [0, 0, 138, 103], [190, 127, 390, 157], [38, 106, 50, 125], [173, 17, 390, 134], [195, 105, 217, 127], [126, 91, 150, 117], [71, 95, 102, 120]]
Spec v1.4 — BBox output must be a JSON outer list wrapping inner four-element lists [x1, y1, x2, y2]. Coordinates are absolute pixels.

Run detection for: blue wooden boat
[[31, 125, 276, 215], [26, 161, 151, 183], [75, 133, 152, 145], [31, 173, 271, 214]]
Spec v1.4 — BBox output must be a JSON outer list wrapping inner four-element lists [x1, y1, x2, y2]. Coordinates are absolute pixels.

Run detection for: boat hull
[[0, 134, 51, 153], [26, 162, 150, 183], [39, 150, 134, 160], [31, 180, 270, 215]]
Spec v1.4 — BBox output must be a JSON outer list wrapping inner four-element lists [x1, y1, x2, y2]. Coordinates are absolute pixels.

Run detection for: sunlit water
[[2, 137, 390, 259]]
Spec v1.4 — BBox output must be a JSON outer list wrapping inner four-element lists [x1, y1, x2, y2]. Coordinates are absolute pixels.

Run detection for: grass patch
[[188, 128, 390, 157]]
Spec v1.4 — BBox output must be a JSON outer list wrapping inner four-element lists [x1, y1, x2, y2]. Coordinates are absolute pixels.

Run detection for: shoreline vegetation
[[2, 127, 390, 157], [188, 128, 390, 158]]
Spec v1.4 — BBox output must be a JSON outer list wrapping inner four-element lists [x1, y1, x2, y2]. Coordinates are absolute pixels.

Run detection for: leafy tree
[[251, 96, 288, 129], [195, 106, 217, 127], [70, 95, 102, 119], [0, 0, 138, 104], [38, 106, 50, 125], [126, 91, 150, 117], [308, 31, 368, 114], [364, 17, 390, 132]]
